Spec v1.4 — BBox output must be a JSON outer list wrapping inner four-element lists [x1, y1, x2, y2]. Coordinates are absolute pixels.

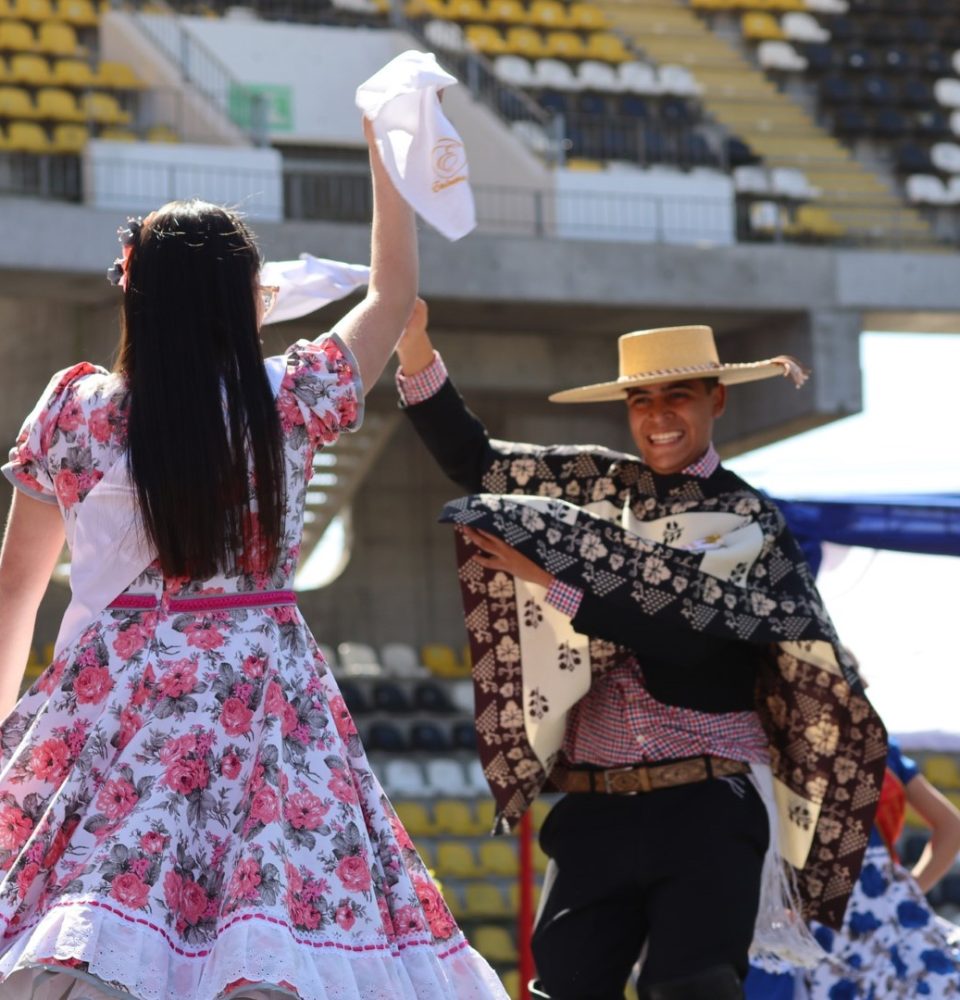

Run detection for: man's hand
[[396, 296, 435, 376], [462, 526, 554, 589]]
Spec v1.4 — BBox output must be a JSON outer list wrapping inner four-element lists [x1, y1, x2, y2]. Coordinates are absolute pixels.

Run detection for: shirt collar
[[682, 443, 720, 479]]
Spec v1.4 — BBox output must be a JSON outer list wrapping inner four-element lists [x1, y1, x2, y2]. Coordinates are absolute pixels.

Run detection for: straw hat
[[549, 325, 809, 404]]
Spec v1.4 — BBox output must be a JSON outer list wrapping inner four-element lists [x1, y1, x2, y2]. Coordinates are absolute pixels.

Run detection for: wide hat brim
[[549, 359, 801, 404]]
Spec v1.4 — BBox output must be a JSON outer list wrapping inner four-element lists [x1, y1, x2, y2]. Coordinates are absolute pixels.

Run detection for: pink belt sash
[[107, 590, 297, 613]]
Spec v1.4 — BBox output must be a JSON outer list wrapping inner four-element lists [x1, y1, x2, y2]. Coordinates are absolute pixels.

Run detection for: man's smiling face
[[626, 378, 727, 475]]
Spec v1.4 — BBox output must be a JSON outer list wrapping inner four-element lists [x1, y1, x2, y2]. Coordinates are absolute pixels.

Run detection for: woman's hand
[[461, 526, 554, 589]]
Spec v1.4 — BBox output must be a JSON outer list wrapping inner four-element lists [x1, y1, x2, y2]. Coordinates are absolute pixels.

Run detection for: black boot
[[638, 965, 742, 1000]]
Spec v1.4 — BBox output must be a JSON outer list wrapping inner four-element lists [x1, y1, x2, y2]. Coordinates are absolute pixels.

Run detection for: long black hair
[[115, 199, 284, 580]]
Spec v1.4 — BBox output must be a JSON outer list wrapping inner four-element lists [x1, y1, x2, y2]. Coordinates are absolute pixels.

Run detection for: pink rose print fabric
[[0, 336, 506, 1000]]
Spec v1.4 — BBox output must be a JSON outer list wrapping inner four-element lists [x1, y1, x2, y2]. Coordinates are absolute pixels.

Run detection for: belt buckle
[[603, 765, 649, 795]]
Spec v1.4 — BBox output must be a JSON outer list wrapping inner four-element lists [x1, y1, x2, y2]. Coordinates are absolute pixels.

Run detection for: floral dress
[[746, 740, 960, 999], [0, 335, 507, 1000]]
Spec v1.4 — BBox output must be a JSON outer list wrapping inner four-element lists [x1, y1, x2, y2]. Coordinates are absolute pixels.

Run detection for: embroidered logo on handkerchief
[[432, 137, 467, 192]]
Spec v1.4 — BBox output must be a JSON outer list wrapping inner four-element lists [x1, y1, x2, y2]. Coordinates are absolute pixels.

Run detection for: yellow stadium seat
[[473, 925, 518, 964], [145, 123, 179, 143], [504, 26, 546, 58], [446, 0, 487, 20], [435, 841, 482, 878], [403, 0, 447, 18], [97, 125, 137, 140], [51, 56, 93, 87], [543, 30, 586, 59], [784, 205, 844, 240], [507, 879, 542, 913], [530, 797, 551, 830], [741, 11, 783, 40], [434, 799, 484, 836], [528, 0, 567, 28], [417, 842, 436, 869], [923, 755, 960, 789], [690, 0, 732, 9], [583, 31, 631, 63], [464, 882, 511, 917], [0, 54, 7, 80], [478, 840, 518, 877], [81, 89, 130, 124], [463, 23, 506, 52], [486, 0, 526, 23], [443, 882, 466, 919], [475, 798, 496, 833], [6, 119, 49, 150], [0, 82, 35, 115], [422, 643, 470, 678], [34, 84, 81, 118], [501, 970, 520, 999], [56, 0, 97, 24], [96, 59, 143, 89], [0, 19, 37, 51], [36, 20, 79, 56], [11, 0, 54, 20], [565, 2, 607, 29], [50, 120, 86, 151], [565, 157, 604, 171], [394, 800, 435, 838], [533, 841, 549, 874], [9, 51, 48, 83]]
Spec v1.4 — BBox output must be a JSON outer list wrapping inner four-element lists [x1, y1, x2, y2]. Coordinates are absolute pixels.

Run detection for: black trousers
[[531, 775, 769, 1000]]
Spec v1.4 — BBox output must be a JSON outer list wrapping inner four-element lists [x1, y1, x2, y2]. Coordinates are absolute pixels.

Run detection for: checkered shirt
[[398, 357, 767, 767]]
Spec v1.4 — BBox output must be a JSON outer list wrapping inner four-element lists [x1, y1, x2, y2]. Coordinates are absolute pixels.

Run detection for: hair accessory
[[106, 217, 142, 290]]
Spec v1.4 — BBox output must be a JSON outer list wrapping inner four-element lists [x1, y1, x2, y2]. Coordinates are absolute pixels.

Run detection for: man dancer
[[395, 300, 886, 1000]]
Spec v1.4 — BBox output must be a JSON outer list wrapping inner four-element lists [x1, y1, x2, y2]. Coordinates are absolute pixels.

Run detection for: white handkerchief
[[261, 253, 371, 326], [356, 49, 477, 241]]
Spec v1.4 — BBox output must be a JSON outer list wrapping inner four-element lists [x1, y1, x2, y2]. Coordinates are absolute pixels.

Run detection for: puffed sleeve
[[2, 362, 102, 504], [271, 333, 364, 450]]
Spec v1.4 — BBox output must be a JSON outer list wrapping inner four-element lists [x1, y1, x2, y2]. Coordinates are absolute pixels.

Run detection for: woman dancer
[[0, 121, 507, 1000]]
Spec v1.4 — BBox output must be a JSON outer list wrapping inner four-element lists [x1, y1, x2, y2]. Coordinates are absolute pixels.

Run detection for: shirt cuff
[[544, 579, 584, 619], [396, 351, 447, 406]]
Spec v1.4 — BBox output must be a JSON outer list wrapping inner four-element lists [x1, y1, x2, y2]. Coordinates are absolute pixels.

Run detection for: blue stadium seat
[[914, 108, 950, 137], [411, 721, 453, 753], [903, 16, 934, 43], [452, 720, 478, 751], [803, 43, 833, 73], [339, 680, 371, 715], [413, 680, 456, 714], [901, 77, 933, 109], [896, 141, 933, 174], [618, 94, 648, 118], [920, 48, 951, 77], [373, 680, 413, 713], [872, 107, 907, 137], [821, 74, 857, 105], [834, 106, 868, 134], [843, 45, 878, 73], [861, 74, 896, 106], [365, 720, 408, 752]]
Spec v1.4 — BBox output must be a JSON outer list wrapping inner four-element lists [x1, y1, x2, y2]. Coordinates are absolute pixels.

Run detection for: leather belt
[[550, 755, 751, 795]]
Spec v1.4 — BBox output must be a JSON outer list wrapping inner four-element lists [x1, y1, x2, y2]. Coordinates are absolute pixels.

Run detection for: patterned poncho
[[438, 443, 888, 929]]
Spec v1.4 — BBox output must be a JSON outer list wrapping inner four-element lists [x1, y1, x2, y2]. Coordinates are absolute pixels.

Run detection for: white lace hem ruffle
[[0, 898, 508, 1000]]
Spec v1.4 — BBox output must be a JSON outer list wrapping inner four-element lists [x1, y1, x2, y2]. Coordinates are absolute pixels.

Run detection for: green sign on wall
[[229, 84, 294, 133]]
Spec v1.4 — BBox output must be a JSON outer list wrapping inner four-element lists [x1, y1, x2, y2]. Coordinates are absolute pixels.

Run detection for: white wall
[[554, 166, 736, 246], [84, 140, 284, 220]]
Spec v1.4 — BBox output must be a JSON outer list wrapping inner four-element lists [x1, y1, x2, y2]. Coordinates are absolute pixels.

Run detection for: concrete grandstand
[[2, 0, 960, 992]]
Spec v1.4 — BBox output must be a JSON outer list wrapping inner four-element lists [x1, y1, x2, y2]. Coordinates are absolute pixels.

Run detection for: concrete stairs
[[592, 0, 936, 245]]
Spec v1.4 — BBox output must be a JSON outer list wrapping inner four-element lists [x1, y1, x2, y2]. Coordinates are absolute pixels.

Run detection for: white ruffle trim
[[0, 899, 508, 1000]]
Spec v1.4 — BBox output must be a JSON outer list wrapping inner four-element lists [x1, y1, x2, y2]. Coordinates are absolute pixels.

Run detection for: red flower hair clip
[[106, 217, 142, 291]]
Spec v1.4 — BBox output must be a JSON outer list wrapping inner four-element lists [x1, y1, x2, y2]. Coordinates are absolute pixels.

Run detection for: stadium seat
[[381, 642, 428, 678], [435, 840, 482, 877], [934, 78, 960, 109], [56, 0, 97, 24], [493, 53, 535, 87], [618, 60, 660, 95], [338, 641, 382, 677], [528, 0, 566, 28], [411, 721, 453, 753], [373, 680, 414, 713], [770, 166, 818, 198], [452, 720, 478, 751], [510, 117, 552, 153], [34, 84, 82, 119], [895, 141, 933, 174], [501, 970, 521, 998], [422, 643, 470, 678], [922, 754, 960, 788], [11, 0, 53, 19], [383, 759, 430, 797], [414, 680, 456, 714], [618, 93, 648, 118], [434, 798, 483, 836], [742, 11, 784, 40], [6, 119, 49, 150], [782, 10, 829, 41], [466, 758, 490, 797], [538, 88, 570, 114], [758, 40, 807, 71], [872, 107, 907, 137], [833, 106, 867, 133], [446, 0, 486, 21], [946, 175, 960, 203], [733, 164, 770, 193], [464, 882, 511, 917], [52, 57, 94, 87], [820, 74, 857, 105], [784, 204, 845, 238], [473, 925, 518, 963], [36, 20, 78, 56], [583, 32, 631, 64], [931, 141, 960, 173], [507, 880, 543, 914], [475, 797, 496, 831], [97, 61, 144, 91], [365, 720, 408, 753], [449, 679, 474, 714], [566, 2, 606, 29], [912, 108, 949, 139], [657, 63, 700, 97], [533, 58, 579, 91], [0, 82, 35, 116], [394, 800, 435, 838], [426, 758, 470, 795], [479, 840, 519, 876], [145, 124, 178, 143], [576, 59, 619, 92], [505, 26, 547, 59], [542, 30, 586, 60], [81, 90, 131, 124], [9, 53, 49, 84], [530, 797, 551, 830], [317, 642, 338, 670], [802, 41, 833, 73], [424, 18, 464, 51], [860, 74, 896, 106]]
